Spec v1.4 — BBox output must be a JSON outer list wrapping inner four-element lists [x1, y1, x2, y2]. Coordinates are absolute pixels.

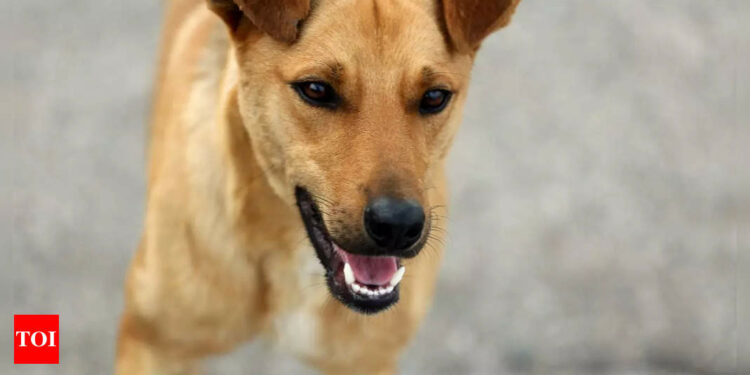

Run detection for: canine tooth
[[385, 286, 394, 294], [352, 283, 361, 293], [389, 266, 405, 287], [343, 263, 355, 285]]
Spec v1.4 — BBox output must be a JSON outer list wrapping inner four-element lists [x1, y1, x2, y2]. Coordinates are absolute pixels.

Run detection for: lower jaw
[[326, 261, 403, 314], [329, 280, 400, 314]]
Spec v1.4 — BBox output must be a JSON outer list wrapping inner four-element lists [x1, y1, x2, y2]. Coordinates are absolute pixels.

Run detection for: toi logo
[[14, 315, 59, 364]]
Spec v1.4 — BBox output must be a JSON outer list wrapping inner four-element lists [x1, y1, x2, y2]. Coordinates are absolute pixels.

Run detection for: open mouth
[[295, 187, 404, 314]]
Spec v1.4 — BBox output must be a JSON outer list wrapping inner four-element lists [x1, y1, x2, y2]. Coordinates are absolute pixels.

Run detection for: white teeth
[[389, 266, 405, 287], [343, 263, 355, 285], [348, 282, 397, 297], [348, 277, 399, 297]]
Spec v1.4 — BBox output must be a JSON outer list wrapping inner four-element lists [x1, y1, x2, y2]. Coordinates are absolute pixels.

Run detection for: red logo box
[[14, 315, 59, 364]]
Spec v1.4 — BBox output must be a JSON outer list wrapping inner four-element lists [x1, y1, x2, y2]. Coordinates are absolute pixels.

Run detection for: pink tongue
[[337, 247, 397, 285]]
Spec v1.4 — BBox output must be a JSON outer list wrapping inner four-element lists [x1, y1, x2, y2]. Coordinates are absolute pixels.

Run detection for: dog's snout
[[364, 197, 425, 251]]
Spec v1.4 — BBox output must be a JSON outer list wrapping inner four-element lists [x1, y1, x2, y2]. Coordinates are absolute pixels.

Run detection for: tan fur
[[116, 0, 519, 373]]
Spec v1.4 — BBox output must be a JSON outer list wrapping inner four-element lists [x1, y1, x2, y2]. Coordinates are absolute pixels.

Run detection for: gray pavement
[[3, 0, 748, 374]]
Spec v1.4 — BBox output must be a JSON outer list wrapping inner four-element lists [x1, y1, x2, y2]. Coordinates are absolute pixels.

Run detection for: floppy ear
[[441, 0, 521, 54], [208, 0, 310, 43]]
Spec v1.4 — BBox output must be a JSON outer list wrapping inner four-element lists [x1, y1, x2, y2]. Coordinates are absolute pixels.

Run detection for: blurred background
[[3, 0, 748, 374]]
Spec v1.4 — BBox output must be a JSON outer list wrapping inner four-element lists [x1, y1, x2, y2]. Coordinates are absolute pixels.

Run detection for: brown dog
[[116, 0, 520, 373]]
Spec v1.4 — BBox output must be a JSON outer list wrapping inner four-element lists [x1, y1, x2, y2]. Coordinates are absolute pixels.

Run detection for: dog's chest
[[266, 244, 328, 358]]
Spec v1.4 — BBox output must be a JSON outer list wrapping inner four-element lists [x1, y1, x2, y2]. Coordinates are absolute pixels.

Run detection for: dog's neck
[[225, 77, 301, 251], [180, 30, 302, 263]]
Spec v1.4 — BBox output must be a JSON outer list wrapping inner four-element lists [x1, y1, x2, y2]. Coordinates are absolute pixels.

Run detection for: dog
[[115, 0, 520, 373]]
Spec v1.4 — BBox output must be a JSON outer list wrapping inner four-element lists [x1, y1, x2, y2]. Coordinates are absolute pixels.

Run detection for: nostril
[[364, 206, 391, 247], [404, 221, 423, 241]]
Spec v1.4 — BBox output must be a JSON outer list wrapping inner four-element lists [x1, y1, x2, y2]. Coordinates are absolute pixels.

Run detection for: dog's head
[[209, 0, 520, 313]]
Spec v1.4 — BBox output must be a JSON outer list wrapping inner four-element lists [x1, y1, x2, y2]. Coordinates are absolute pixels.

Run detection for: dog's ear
[[440, 0, 521, 54], [207, 0, 310, 43]]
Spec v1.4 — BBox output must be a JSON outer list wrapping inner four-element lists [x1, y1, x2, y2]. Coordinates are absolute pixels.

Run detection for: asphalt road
[[3, 0, 748, 374]]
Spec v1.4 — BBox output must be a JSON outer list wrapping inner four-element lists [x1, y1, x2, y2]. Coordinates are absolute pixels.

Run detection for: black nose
[[364, 197, 425, 251]]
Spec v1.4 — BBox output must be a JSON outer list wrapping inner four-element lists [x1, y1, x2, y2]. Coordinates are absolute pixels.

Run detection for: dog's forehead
[[294, 0, 451, 70]]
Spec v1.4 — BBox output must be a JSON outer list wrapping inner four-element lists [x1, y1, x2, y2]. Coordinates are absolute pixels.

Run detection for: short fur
[[116, 0, 520, 373]]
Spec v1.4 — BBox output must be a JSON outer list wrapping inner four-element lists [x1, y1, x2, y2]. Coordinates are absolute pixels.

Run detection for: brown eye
[[419, 89, 452, 114], [303, 82, 327, 99], [292, 81, 340, 108]]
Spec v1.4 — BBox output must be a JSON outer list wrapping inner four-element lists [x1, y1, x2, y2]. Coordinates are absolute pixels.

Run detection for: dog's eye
[[292, 81, 340, 109], [419, 89, 452, 114]]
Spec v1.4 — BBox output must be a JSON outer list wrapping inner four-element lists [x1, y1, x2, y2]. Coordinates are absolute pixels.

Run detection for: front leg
[[116, 314, 202, 375], [115, 238, 267, 375]]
